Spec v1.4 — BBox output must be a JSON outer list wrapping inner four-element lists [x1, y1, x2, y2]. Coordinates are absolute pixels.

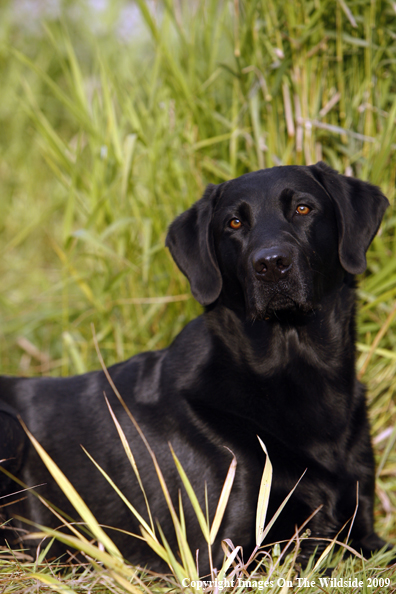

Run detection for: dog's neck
[[204, 277, 357, 377], [181, 278, 360, 447]]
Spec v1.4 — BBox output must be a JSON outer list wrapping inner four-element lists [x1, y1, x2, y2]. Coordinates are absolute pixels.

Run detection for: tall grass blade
[[104, 396, 155, 535], [217, 543, 242, 581], [209, 451, 237, 545], [28, 527, 138, 577], [170, 445, 210, 543], [258, 469, 307, 547], [255, 436, 273, 546], [21, 421, 122, 559], [81, 446, 155, 540]]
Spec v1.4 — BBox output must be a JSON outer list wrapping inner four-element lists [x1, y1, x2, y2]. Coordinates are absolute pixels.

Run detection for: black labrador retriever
[[0, 162, 392, 571]]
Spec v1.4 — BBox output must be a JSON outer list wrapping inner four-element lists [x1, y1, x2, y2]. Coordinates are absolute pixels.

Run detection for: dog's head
[[166, 163, 388, 319]]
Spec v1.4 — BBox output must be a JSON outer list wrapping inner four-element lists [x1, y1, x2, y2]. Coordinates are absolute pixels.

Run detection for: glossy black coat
[[0, 162, 392, 571]]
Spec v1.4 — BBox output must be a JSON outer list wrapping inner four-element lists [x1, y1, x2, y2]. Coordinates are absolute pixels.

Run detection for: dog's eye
[[229, 218, 242, 229], [296, 205, 311, 216]]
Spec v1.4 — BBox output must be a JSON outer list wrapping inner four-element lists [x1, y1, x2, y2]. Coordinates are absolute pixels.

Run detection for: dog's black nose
[[252, 247, 292, 281]]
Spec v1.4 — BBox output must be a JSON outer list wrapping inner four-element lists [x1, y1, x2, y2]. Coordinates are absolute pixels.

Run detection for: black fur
[[0, 163, 392, 571]]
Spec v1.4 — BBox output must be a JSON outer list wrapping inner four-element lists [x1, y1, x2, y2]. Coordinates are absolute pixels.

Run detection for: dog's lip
[[254, 289, 316, 318], [265, 292, 297, 311]]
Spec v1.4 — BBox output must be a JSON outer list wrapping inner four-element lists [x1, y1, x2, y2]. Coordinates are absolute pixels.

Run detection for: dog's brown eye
[[296, 205, 311, 216], [229, 218, 242, 229]]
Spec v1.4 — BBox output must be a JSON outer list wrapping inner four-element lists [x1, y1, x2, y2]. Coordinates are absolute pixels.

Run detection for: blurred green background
[[0, 0, 395, 541]]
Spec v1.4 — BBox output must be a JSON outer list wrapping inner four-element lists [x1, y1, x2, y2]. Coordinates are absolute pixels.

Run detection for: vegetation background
[[0, 0, 396, 592]]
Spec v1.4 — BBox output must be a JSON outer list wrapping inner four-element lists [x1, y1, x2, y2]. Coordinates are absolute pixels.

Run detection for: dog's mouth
[[265, 293, 297, 312], [263, 294, 316, 323], [246, 285, 315, 321], [240, 262, 317, 321]]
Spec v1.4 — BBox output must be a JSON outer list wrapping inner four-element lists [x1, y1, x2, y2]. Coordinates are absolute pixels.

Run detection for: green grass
[[1, 0, 396, 591]]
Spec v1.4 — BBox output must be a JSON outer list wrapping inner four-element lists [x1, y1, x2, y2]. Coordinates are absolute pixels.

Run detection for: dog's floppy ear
[[309, 162, 389, 274], [166, 184, 223, 306]]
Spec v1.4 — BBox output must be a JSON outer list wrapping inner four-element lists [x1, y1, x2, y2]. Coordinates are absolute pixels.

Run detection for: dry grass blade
[[81, 446, 156, 540], [209, 450, 237, 545], [104, 395, 155, 535], [169, 445, 210, 543], [255, 436, 273, 546], [300, 540, 336, 587], [139, 526, 174, 566], [27, 528, 130, 573], [295, 525, 361, 592], [156, 524, 196, 587], [358, 301, 396, 379], [36, 494, 92, 544], [217, 543, 242, 580], [20, 420, 122, 560], [376, 424, 396, 478], [27, 573, 76, 593], [92, 329, 199, 578], [107, 570, 147, 594], [258, 469, 307, 548]]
